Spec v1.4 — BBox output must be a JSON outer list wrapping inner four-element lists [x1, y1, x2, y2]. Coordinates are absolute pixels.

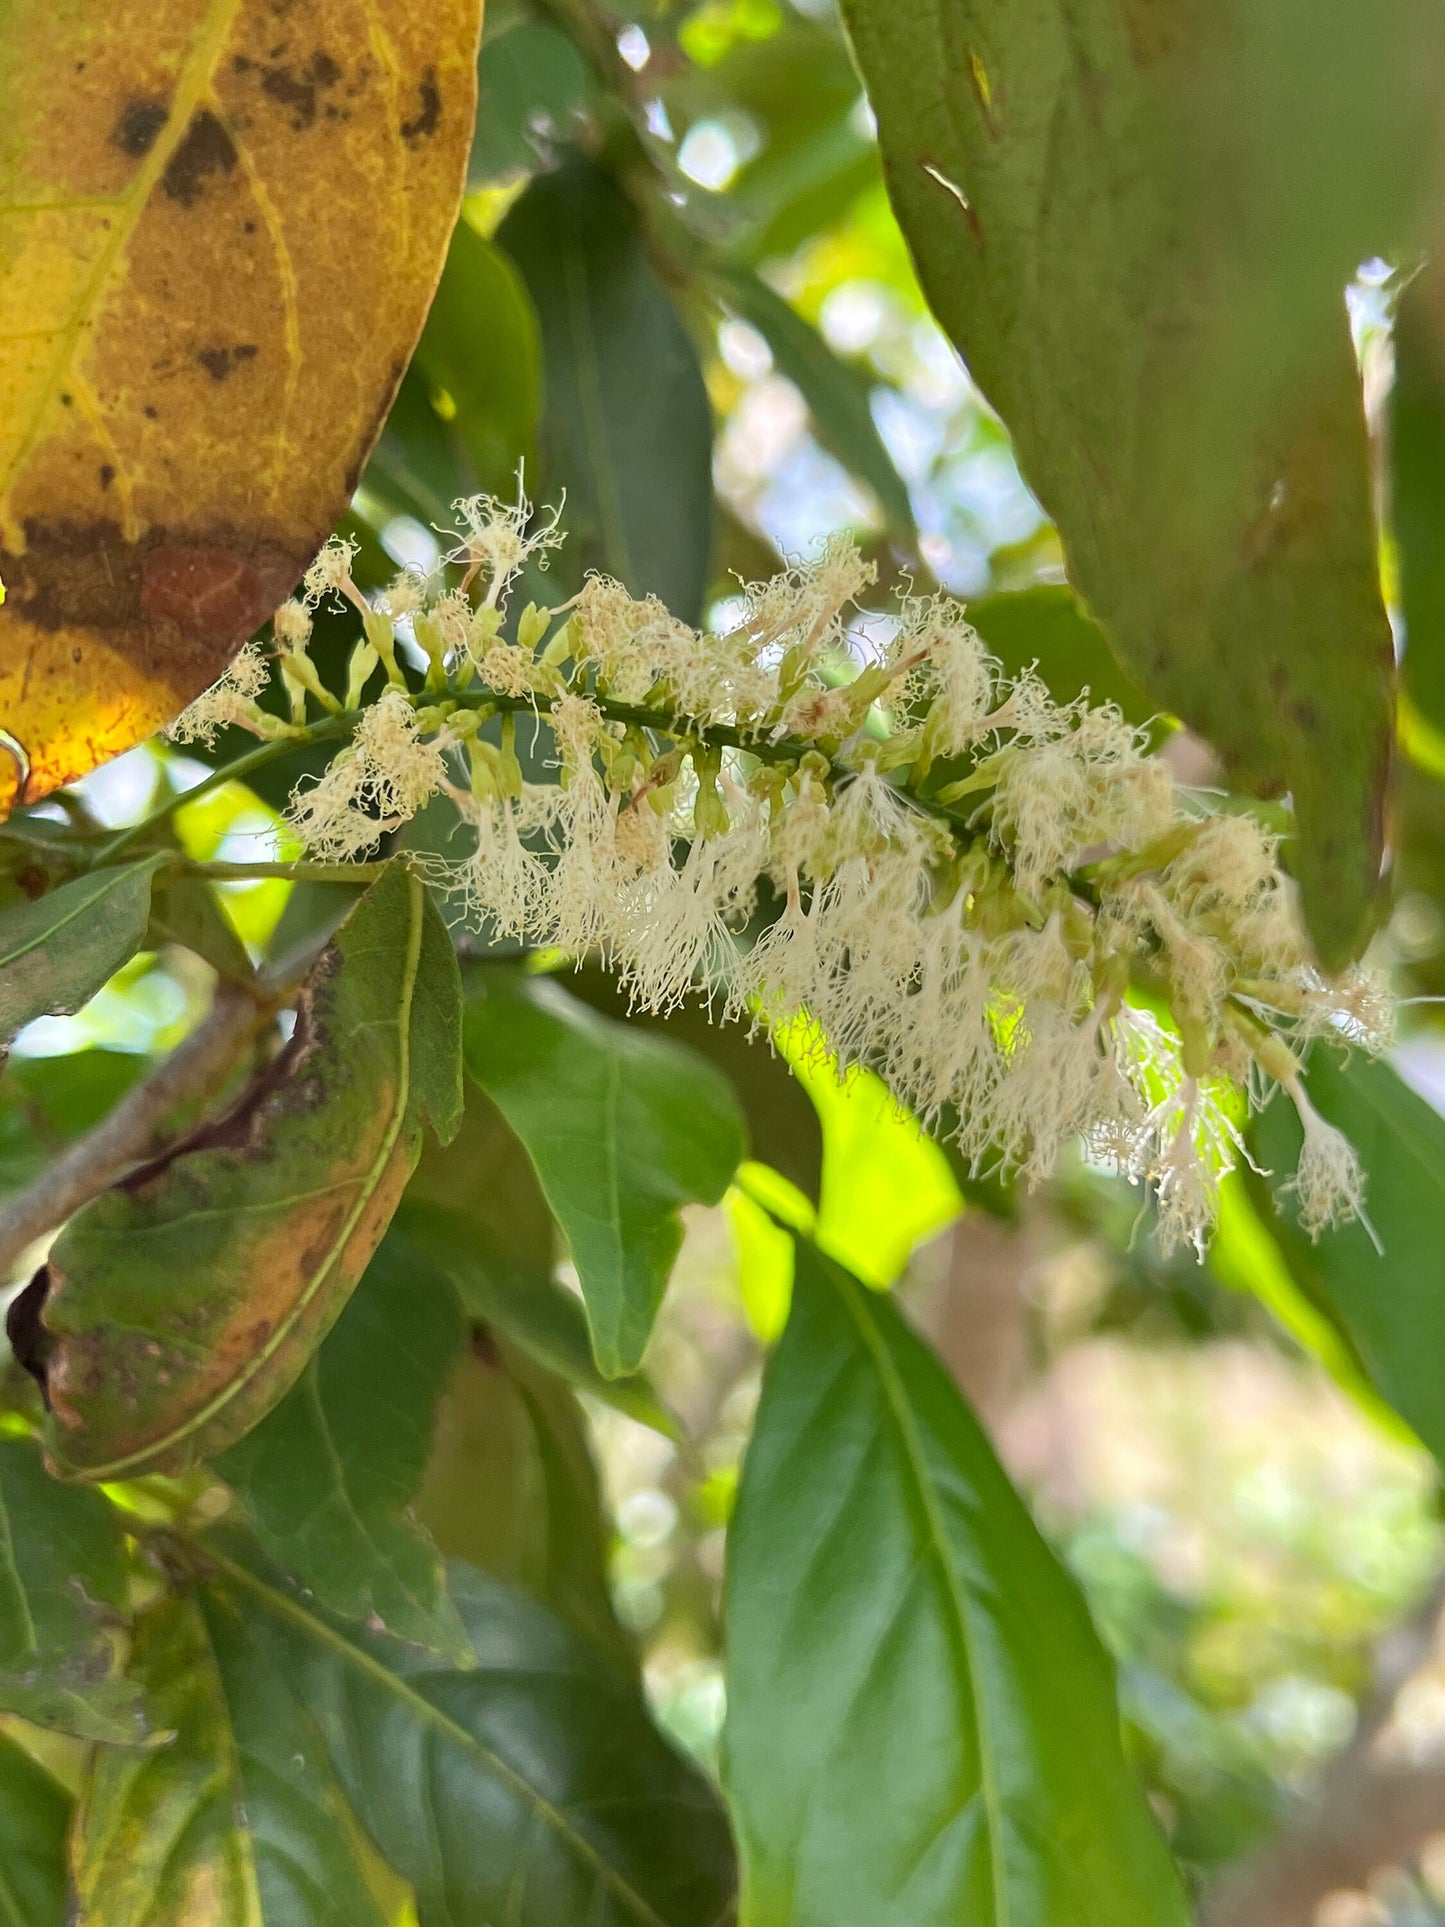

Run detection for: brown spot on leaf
[[112, 98, 169, 158], [161, 110, 238, 207], [196, 343, 259, 382], [98, 464, 114, 489], [400, 67, 441, 143], [6, 1268, 53, 1403]]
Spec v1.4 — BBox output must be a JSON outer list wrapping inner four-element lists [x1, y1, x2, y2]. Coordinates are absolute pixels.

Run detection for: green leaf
[[463, 972, 747, 1377], [0, 1437, 144, 1743], [497, 153, 715, 624], [0, 1049, 145, 1206], [216, 1233, 469, 1663], [470, 14, 593, 188], [415, 1335, 632, 1668], [146, 871, 253, 983], [838, 0, 1441, 964], [202, 1538, 738, 1927], [0, 857, 166, 1050], [966, 587, 1158, 732], [723, 1241, 1189, 1927], [708, 262, 915, 548], [1249, 1053, 1445, 1468], [72, 1593, 387, 1927], [0, 1729, 70, 1926], [398, 1200, 674, 1435], [31, 864, 463, 1479], [1393, 280, 1445, 740]]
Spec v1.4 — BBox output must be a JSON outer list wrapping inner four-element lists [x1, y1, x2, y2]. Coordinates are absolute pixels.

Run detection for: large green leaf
[[202, 1538, 738, 1927], [29, 863, 462, 1479], [0, 857, 166, 1050], [217, 1233, 468, 1663], [0, 1437, 143, 1743], [723, 1241, 1189, 1927], [72, 1593, 387, 1927], [1249, 1053, 1445, 1468], [708, 262, 915, 549], [0, 1729, 70, 1925], [416, 1335, 631, 1668], [497, 153, 715, 623], [1394, 278, 1445, 741], [462, 972, 746, 1377], [839, 0, 1445, 965]]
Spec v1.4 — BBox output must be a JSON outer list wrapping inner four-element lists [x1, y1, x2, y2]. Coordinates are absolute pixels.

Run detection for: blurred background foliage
[[10, 2, 1445, 1919]]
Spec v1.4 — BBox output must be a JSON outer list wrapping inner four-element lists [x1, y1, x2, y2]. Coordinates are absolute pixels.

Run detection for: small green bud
[[344, 639, 379, 710], [517, 602, 551, 652]]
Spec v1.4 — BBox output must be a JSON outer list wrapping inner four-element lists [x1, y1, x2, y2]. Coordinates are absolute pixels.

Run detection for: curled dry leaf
[[9, 862, 462, 1479], [0, 0, 482, 811]]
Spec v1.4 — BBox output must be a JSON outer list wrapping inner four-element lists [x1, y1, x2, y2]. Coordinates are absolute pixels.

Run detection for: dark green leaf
[[73, 1593, 386, 1927], [203, 1538, 738, 1927], [839, 0, 1443, 964], [1394, 279, 1445, 739], [398, 1200, 674, 1434], [217, 1233, 469, 1662], [967, 587, 1158, 731], [34, 864, 463, 1479], [723, 1240, 1189, 1926], [471, 15, 593, 187], [708, 262, 914, 548], [497, 153, 715, 623], [0, 1730, 70, 1925], [463, 972, 746, 1377], [1249, 1053, 1445, 1468], [0, 1436, 143, 1743], [0, 857, 166, 1050], [416, 1335, 631, 1668]]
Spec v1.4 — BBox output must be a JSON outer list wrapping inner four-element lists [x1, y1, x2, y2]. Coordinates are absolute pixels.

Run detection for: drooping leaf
[[708, 261, 915, 548], [216, 1232, 468, 1662], [415, 1334, 632, 1668], [0, 1436, 142, 1743], [202, 1538, 738, 1927], [27, 863, 463, 1479], [839, 0, 1445, 964], [0, 1729, 71, 1925], [463, 971, 747, 1377], [72, 1592, 387, 1927], [0, 0, 482, 811], [398, 1199, 674, 1435], [497, 153, 715, 623], [723, 1240, 1189, 1927], [0, 857, 167, 1051], [1249, 1053, 1445, 1469]]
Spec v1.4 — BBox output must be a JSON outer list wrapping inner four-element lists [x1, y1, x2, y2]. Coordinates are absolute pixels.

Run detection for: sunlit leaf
[[839, 0, 1443, 963], [0, 0, 482, 810], [463, 971, 747, 1377], [25, 863, 462, 1479], [73, 1592, 387, 1927], [497, 153, 715, 623], [724, 1240, 1190, 1926], [0, 857, 167, 1052], [217, 1232, 469, 1662], [0, 1727, 70, 1924], [0, 1436, 143, 1743], [204, 1538, 738, 1927]]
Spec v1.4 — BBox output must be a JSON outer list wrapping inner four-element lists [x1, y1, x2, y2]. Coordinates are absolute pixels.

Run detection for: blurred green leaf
[[73, 1593, 386, 1927], [967, 586, 1158, 730], [33, 866, 462, 1479], [0, 1728, 70, 1924], [415, 1335, 631, 1668], [1394, 279, 1445, 738], [840, 0, 1443, 965], [497, 153, 715, 622], [723, 1240, 1190, 1926], [708, 260, 914, 547], [207, 1540, 738, 1926], [471, 14, 593, 186], [0, 857, 166, 1052], [217, 1233, 469, 1663], [463, 971, 746, 1376], [146, 872, 253, 983], [0, 1437, 144, 1744], [0, 1049, 145, 1203], [1250, 1053, 1445, 1469]]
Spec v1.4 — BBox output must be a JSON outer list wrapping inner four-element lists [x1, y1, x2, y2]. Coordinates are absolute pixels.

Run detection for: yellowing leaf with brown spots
[[0, 0, 482, 812]]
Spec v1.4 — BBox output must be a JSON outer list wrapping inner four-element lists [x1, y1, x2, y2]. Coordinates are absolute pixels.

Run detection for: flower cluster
[[174, 494, 1390, 1257]]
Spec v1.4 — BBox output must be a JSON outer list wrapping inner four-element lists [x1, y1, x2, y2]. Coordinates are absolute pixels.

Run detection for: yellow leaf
[[0, 0, 482, 812]]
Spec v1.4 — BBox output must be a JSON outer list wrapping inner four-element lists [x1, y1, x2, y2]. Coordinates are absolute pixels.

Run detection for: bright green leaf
[[723, 1240, 1190, 1927], [0, 1437, 144, 1744], [0, 857, 167, 1051], [216, 1233, 469, 1663], [0, 1728, 70, 1925], [30, 863, 462, 1479], [463, 972, 746, 1377]]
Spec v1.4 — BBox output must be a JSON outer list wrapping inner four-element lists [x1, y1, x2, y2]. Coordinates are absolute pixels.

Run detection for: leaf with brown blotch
[[15, 861, 462, 1480], [0, 0, 482, 813]]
